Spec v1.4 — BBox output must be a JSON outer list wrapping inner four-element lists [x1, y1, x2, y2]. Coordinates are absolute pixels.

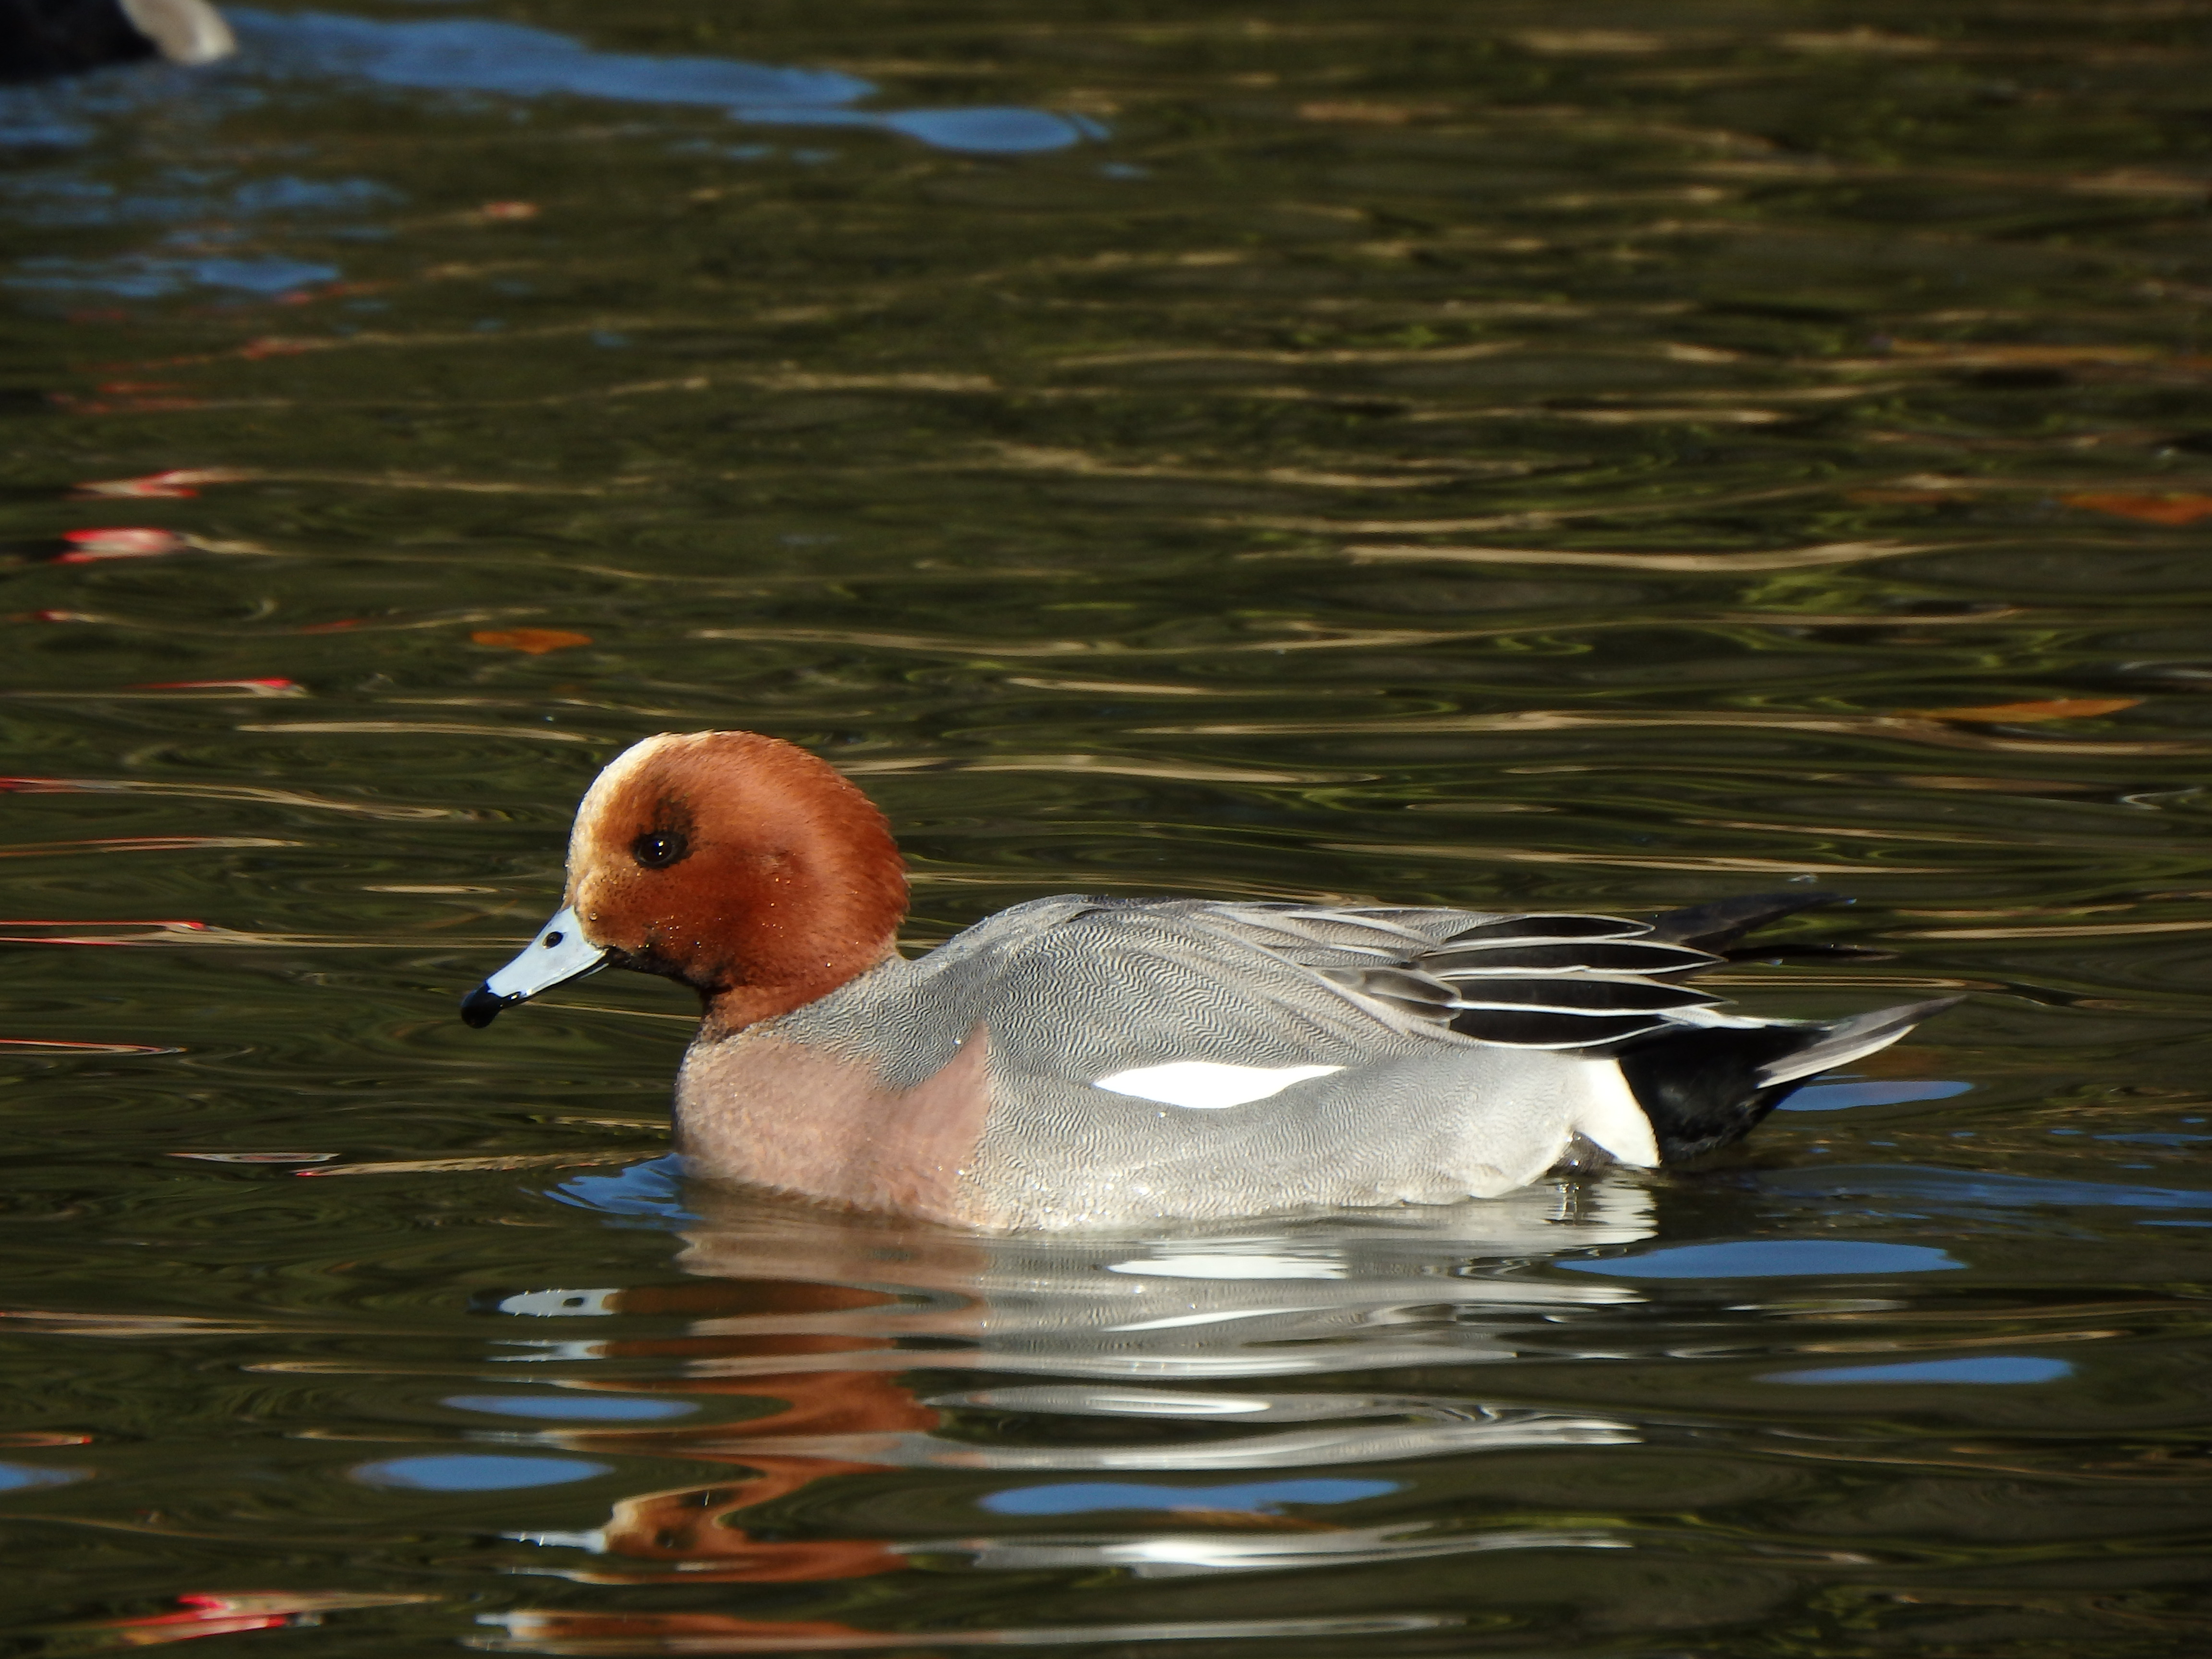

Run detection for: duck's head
[[460, 731, 908, 1033]]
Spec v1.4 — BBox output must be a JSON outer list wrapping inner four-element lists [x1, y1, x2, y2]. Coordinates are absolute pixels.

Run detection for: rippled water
[[4, 1, 2212, 1651]]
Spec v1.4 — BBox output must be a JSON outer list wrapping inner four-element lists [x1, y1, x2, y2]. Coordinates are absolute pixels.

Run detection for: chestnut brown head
[[463, 731, 907, 1032]]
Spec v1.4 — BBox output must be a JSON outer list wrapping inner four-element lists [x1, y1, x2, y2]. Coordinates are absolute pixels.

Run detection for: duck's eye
[[631, 830, 687, 870]]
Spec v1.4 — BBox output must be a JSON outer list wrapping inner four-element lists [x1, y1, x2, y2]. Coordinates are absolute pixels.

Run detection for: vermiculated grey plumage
[[685, 895, 1948, 1228]]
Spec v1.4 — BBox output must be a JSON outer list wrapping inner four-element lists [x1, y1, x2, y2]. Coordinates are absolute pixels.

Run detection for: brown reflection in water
[[559, 1275, 947, 1584], [479, 1611, 883, 1654], [595, 1370, 936, 1583], [477, 1609, 1445, 1655]]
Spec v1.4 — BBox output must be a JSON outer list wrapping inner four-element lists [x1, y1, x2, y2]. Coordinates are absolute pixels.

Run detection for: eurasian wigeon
[[461, 730, 1954, 1230]]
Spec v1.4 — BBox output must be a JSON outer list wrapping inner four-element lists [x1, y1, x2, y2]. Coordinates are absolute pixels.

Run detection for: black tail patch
[[1616, 1024, 1824, 1161]]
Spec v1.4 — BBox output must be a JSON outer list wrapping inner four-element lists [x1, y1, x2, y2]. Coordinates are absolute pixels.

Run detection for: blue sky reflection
[[235, 10, 1100, 154], [1768, 1356, 2073, 1385], [444, 1393, 697, 1422], [1564, 1240, 1962, 1279], [1782, 1080, 1973, 1113], [352, 1454, 611, 1491], [981, 1477, 1398, 1516]]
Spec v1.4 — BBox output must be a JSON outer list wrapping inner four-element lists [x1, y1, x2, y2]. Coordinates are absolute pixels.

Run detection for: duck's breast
[[674, 1020, 993, 1224]]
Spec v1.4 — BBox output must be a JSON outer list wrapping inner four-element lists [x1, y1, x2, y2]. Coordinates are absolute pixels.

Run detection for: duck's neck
[[700, 932, 901, 1037]]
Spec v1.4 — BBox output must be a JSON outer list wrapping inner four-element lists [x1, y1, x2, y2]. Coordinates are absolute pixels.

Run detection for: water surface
[[3, 2, 2211, 1652]]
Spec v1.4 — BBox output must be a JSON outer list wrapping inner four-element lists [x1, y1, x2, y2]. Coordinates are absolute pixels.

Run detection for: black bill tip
[[460, 985, 517, 1029]]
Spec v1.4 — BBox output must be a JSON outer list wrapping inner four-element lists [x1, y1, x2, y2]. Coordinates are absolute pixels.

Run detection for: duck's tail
[[1617, 996, 1961, 1161]]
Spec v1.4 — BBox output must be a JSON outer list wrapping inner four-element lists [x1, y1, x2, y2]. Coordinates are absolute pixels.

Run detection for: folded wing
[[1192, 900, 1736, 1050]]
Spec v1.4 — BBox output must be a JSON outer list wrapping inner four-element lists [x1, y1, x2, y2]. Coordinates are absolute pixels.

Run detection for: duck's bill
[[460, 906, 611, 1028]]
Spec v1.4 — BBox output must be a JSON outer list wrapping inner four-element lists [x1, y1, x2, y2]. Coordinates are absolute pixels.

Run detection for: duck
[[460, 730, 1955, 1230], [1, 0, 232, 83]]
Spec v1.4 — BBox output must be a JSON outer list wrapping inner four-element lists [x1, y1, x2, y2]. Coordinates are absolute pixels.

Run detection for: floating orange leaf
[[2064, 492, 2212, 527], [1909, 697, 2140, 723], [477, 200, 540, 221], [471, 627, 591, 654]]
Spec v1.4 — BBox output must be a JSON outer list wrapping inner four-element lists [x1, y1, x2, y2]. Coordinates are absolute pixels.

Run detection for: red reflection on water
[[60, 1592, 432, 1649], [72, 1595, 308, 1647], [0, 1038, 177, 1055], [59, 528, 187, 561], [0, 916, 207, 946], [131, 679, 306, 697], [73, 469, 248, 499]]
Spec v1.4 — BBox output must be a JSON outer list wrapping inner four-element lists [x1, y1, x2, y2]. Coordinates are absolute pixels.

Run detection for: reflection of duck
[[1, 0, 232, 82], [462, 731, 1954, 1227], [592, 1367, 936, 1584], [495, 1181, 1651, 1590]]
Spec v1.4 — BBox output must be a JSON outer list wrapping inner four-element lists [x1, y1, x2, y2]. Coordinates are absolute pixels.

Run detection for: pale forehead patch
[[567, 732, 694, 869], [1094, 1060, 1345, 1110]]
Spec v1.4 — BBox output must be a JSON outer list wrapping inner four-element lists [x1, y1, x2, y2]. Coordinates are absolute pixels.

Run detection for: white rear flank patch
[[1095, 1060, 1345, 1109], [1574, 1058, 1661, 1166]]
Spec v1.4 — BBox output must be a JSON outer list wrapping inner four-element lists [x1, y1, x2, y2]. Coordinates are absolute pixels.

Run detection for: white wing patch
[[1094, 1060, 1346, 1109]]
